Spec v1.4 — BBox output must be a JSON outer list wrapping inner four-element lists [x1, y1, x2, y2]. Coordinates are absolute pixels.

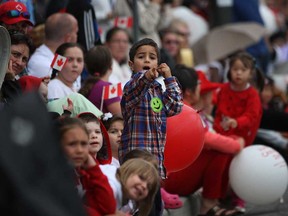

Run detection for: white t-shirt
[[99, 164, 122, 209], [109, 58, 132, 88], [28, 44, 54, 78], [28, 44, 81, 91], [47, 79, 75, 101]]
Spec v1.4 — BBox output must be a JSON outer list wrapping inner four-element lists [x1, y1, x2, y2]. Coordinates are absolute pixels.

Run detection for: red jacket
[[214, 83, 262, 146], [76, 165, 116, 215]]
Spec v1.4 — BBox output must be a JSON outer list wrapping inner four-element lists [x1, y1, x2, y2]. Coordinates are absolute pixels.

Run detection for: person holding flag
[[47, 42, 85, 101], [79, 45, 122, 116]]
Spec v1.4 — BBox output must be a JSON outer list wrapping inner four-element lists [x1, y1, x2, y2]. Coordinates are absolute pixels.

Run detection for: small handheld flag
[[114, 17, 133, 28], [103, 83, 122, 100], [100, 83, 122, 111], [50, 54, 67, 71]]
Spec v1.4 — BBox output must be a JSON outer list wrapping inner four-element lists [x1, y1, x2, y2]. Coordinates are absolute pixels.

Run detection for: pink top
[[201, 113, 241, 154]]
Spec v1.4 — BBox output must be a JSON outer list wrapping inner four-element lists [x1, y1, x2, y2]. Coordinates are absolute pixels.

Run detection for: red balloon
[[164, 105, 205, 174]]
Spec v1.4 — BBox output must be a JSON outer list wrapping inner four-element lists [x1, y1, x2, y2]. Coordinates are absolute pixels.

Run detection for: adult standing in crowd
[[46, 0, 102, 51], [0, 31, 34, 107], [0, 1, 34, 34], [233, 0, 271, 74], [113, 0, 163, 45], [27, 13, 81, 90], [105, 27, 132, 87]]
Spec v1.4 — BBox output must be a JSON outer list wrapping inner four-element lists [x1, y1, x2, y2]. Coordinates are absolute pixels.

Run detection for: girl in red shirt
[[214, 51, 263, 147], [213, 52, 263, 213]]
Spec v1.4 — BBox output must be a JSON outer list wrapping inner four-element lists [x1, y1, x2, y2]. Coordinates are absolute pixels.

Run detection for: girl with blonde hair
[[116, 158, 160, 216]]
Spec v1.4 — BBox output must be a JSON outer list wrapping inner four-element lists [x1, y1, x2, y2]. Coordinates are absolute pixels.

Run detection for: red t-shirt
[[214, 83, 263, 146]]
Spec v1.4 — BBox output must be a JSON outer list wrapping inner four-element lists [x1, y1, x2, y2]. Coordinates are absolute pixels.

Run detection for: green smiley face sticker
[[150, 97, 163, 113]]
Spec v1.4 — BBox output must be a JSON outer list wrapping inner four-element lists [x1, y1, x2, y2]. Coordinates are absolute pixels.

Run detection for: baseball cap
[[197, 71, 221, 94], [18, 76, 42, 92], [0, 2, 33, 26]]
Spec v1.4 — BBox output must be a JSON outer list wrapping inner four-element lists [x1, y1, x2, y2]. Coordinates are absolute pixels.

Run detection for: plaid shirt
[[120, 72, 183, 178]]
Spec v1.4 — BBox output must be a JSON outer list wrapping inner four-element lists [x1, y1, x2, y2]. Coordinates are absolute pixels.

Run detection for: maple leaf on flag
[[103, 83, 122, 100], [51, 54, 67, 71], [114, 17, 133, 29]]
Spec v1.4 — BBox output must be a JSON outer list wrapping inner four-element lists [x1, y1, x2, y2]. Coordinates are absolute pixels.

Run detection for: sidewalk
[[163, 188, 288, 216], [244, 188, 288, 216]]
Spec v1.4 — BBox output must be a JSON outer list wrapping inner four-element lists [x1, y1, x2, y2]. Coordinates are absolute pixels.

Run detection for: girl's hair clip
[[102, 112, 113, 121]]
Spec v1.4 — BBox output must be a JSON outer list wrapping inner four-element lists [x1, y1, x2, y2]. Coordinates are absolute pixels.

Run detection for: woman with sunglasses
[[0, 1, 33, 34], [0, 30, 34, 107]]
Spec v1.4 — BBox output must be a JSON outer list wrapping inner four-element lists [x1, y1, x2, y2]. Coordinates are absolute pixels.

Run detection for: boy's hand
[[157, 63, 172, 78], [145, 68, 159, 81]]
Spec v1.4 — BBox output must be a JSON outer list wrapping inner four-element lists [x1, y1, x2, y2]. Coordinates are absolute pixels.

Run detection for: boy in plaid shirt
[[120, 38, 183, 178]]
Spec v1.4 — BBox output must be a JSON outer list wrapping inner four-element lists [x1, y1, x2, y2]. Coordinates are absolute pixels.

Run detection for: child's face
[[125, 174, 149, 201], [200, 91, 214, 114], [108, 120, 124, 155], [85, 121, 103, 155], [261, 85, 273, 105], [230, 59, 252, 88], [129, 45, 158, 73], [60, 47, 84, 84], [61, 127, 89, 168]]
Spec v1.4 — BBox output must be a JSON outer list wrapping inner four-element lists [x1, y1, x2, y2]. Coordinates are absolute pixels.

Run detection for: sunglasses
[[1, 10, 30, 19]]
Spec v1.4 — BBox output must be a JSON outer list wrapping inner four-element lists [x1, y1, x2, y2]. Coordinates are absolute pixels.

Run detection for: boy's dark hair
[[172, 64, 198, 93], [129, 38, 160, 65]]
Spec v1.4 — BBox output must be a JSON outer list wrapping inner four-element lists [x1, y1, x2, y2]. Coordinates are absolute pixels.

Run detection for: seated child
[[56, 116, 116, 215], [101, 112, 124, 168], [77, 112, 112, 164]]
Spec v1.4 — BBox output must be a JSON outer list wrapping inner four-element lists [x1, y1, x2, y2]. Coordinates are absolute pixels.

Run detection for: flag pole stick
[[100, 87, 104, 112]]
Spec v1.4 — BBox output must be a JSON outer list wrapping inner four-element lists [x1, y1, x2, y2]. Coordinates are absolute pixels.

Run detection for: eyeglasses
[[163, 40, 179, 45], [1, 10, 30, 19], [177, 31, 190, 37], [110, 39, 129, 44]]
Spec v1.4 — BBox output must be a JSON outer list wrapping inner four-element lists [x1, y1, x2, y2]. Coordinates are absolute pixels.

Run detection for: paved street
[[245, 189, 288, 216]]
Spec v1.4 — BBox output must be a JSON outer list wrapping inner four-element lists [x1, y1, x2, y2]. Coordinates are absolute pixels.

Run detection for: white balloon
[[229, 145, 288, 205]]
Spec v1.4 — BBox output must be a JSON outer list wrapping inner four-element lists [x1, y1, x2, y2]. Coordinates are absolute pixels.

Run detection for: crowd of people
[[1, 0, 288, 216]]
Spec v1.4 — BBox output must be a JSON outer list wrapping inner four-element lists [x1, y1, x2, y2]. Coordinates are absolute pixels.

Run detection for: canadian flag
[[50, 54, 67, 71], [114, 16, 133, 28], [103, 83, 122, 99]]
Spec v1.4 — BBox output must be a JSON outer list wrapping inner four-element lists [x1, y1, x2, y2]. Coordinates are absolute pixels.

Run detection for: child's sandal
[[199, 205, 244, 216]]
